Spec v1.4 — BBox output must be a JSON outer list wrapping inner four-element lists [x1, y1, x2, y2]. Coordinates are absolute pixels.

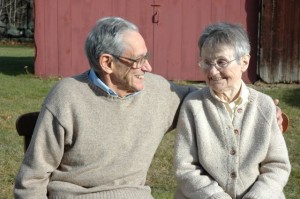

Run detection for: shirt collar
[[88, 69, 141, 98], [239, 81, 250, 106], [89, 69, 118, 96], [209, 81, 249, 105], [210, 82, 249, 121]]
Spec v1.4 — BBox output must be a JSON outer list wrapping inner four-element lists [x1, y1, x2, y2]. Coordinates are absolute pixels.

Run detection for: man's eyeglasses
[[198, 58, 237, 70], [111, 53, 150, 69]]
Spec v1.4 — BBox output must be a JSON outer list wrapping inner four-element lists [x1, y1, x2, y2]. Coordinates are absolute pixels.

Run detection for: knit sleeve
[[166, 83, 198, 132], [171, 83, 198, 100], [174, 97, 231, 199], [242, 99, 291, 199], [14, 108, 65, 198]]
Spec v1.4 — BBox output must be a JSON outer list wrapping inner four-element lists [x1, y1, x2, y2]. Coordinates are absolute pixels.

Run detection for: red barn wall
[[34, 0, 259, 83]]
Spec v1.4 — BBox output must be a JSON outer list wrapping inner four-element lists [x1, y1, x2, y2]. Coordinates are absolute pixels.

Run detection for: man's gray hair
[[84, 17, 139, 72]]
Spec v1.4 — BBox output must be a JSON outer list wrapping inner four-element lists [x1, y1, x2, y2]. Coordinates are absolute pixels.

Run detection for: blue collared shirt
[[88, 69, 141, 98], [88, 69, 118, 96]]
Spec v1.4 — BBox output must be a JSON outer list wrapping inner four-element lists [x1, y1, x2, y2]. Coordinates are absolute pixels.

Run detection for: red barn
[[34, 0, 260, 83]]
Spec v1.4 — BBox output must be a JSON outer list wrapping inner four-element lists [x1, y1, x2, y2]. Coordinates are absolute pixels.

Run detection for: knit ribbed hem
[[209, 192, 232, 199], [48, 187, 153, 199], [242, 191, 286, 199]]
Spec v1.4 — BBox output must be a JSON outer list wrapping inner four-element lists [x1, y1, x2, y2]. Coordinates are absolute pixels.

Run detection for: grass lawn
[[0, 45, 299, 198]]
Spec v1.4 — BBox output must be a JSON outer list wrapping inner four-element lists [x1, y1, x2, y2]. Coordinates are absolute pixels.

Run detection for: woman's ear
[[99, 54, 113, 74], [241, 54, 250, 72]]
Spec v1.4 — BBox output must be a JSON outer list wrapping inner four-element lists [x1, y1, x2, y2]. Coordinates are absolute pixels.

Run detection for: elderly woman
[[174, 22, 291, 199]]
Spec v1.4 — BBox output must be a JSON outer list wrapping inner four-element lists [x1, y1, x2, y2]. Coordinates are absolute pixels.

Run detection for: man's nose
[[141, 60, 152, 72]]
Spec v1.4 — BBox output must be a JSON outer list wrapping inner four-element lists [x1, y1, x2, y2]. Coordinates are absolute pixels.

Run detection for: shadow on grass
[[0, 56, 34, 75], [282, 88, 300, 108]]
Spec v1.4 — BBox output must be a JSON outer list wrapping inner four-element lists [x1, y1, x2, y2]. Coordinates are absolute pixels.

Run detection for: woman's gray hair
[[84, 17, 139, 72], [198, 22, 251, 59]]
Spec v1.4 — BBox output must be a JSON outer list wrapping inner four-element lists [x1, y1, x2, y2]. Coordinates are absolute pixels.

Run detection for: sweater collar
[[209, 81, 249, 106], [210, 82, 249, 121], [88, 69, 141, 98]]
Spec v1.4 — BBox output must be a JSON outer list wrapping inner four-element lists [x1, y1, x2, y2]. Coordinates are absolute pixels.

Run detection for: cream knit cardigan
[[174, 87, 291, 199]]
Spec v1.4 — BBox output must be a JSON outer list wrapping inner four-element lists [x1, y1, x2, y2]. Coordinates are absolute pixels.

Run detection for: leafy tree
[[0, 0, 33, 37]]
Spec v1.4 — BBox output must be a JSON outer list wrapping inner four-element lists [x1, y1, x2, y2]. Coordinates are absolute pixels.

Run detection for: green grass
[[0, 45, 58, 198], [0, 45, 299, 198]]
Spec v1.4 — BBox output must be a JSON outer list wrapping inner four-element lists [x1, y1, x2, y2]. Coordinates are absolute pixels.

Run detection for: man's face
[[109, 31, 152, 97]]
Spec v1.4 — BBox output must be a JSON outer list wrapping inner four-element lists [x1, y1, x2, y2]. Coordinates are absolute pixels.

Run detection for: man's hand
[[274, 99, 288, 132]]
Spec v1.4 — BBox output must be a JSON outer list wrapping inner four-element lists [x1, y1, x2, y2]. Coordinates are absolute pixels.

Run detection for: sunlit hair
[[84, 17, 139, 72], [198, 22, 251, 60]]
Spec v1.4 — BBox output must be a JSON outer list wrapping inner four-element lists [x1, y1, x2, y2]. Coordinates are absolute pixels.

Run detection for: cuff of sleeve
[[209, 192, 232, 199], [242, 191, 284, 199]]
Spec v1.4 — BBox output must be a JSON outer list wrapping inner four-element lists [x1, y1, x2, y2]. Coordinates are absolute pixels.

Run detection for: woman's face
[[200, 45, 250, 101]]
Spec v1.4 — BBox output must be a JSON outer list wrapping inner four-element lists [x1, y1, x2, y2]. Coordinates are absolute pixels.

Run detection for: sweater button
[[230, 149, 236, 155], [234, 129, 239, 135], [237, 108, 243, 113], [230, 172, 237, 178]]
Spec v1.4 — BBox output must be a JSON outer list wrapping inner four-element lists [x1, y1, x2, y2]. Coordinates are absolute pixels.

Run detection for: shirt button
[[230, 149, 236, 155], [234, 129, 239, 135], [237, 108, 243, 113], [230, 172, 237, 178]]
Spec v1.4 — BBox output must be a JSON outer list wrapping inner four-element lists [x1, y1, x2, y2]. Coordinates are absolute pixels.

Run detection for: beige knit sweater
[[14, 71, 194, 199], [174, 87, 291, 199]]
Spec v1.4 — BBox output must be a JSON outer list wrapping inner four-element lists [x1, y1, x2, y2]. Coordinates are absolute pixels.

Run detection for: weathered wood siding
[[34, 0, 259, 83], [259, 0, 300, 83]]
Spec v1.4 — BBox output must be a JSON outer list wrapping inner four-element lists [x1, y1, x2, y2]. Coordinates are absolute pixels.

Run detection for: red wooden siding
[[34, 0, 259, 83]]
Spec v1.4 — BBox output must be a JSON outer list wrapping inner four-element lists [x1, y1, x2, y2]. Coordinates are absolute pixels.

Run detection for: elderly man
[[14, 17, 284, 199]]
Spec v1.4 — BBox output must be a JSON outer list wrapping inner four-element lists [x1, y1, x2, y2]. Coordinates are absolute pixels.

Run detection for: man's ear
[[99, 54, 113, 74], [241, 54, 250, 72]]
